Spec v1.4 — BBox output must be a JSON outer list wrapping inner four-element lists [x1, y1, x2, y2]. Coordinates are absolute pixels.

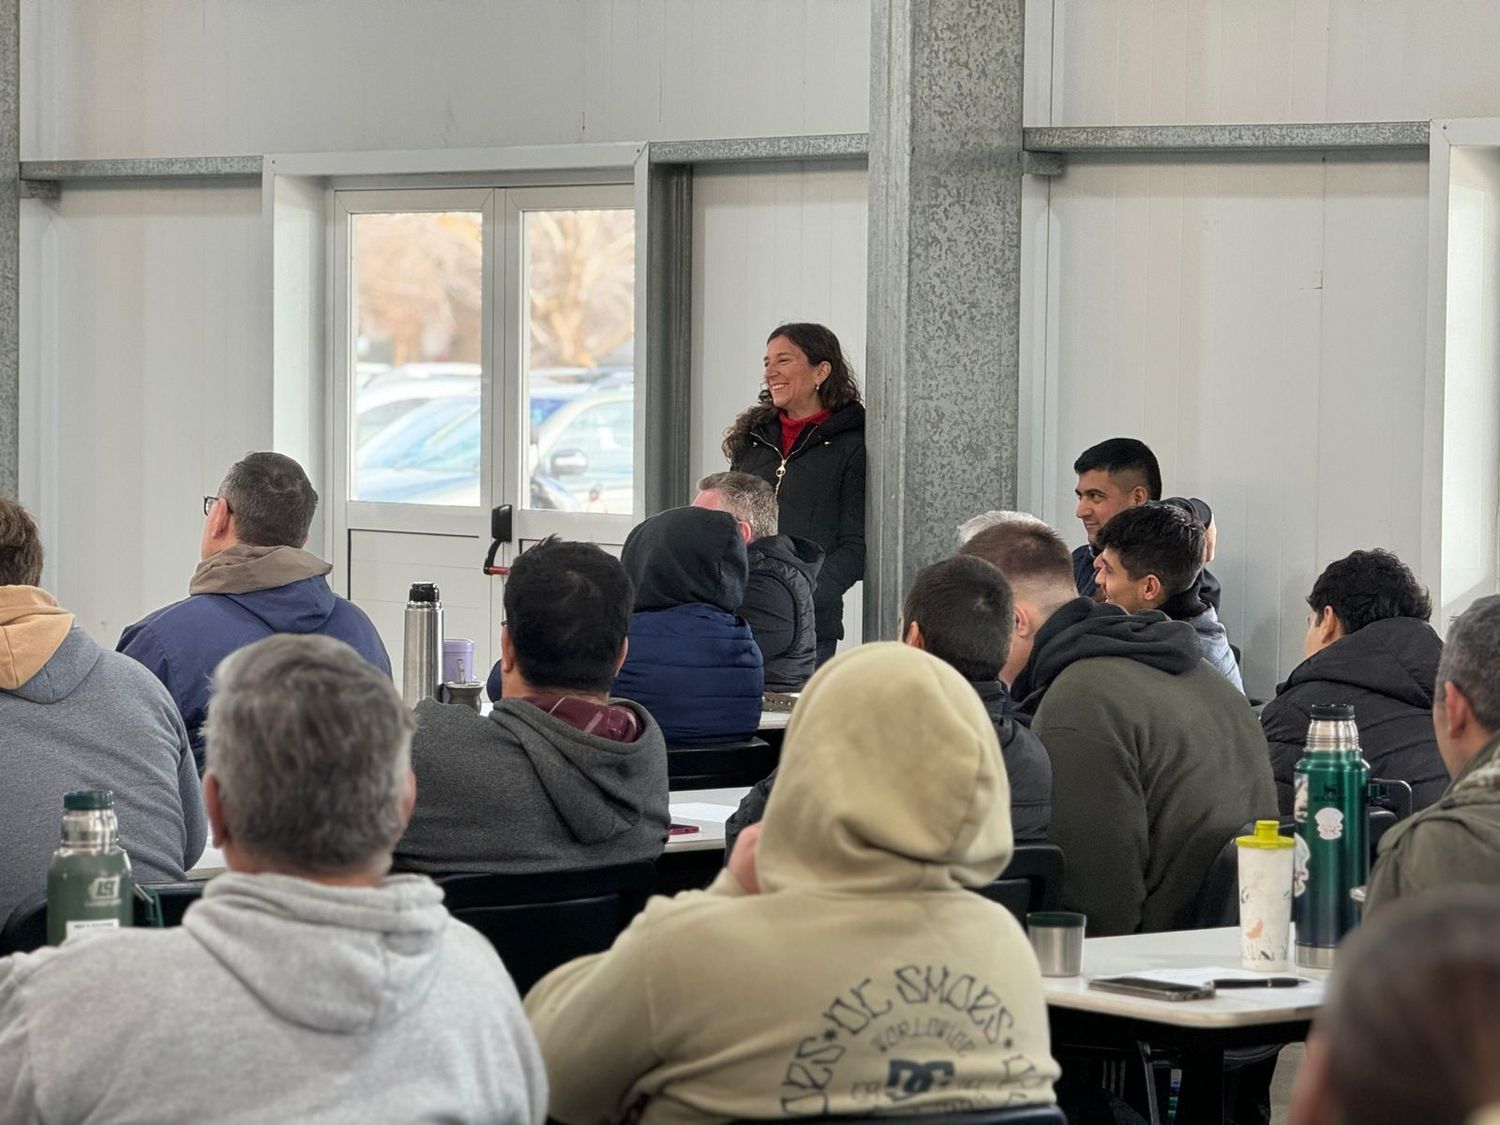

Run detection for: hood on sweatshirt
[[183, 872, 451, 1034], [621, 506, 748, 614], [189, 544, 341, 634], [755, 642, 1012, 896], [1278, 615, 1441, 712], [488, 698, 665, 845], [747, 533, 824, 585], [0, 586, 78, 692], [1012, 596, 1203, 711]]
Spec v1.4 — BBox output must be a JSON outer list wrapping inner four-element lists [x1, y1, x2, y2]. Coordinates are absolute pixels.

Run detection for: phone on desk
[[1088, 975, 1216, 1002]]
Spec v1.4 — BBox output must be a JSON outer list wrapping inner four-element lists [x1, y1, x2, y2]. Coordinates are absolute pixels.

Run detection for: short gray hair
[[957, 509, 1044, 545], [205, 634, 413, 874], [698, 471, 779, 539], [1438, 595, 1500, 731], [220, 452, 318, 548]]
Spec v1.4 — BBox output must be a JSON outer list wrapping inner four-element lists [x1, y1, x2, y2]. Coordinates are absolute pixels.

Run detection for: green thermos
[[46, 790, 133, 945], [1292, 703, 1368, 968]]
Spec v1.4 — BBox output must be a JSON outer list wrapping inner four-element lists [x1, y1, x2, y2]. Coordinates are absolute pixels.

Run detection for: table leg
[[1175, 1044, 1227, 1125]]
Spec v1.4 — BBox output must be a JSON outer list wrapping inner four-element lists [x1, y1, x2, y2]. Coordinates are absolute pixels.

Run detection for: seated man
[[1365, 595, 1500, 913], [525, 644, 1059, 1120], [725, 554, 1053, 851], [1071, 438, 1224, 611], [395, 537, 669, 875], [0, 497, 205, 926], [119, 452, 389, 769], [0, 634, 546, 1123], [961, 514, 1275, 936], [612, 506, 764, 744], [693, 471, 822, 693], [1261, 549, 1445, 816], [1093, 502, 1244, 691]]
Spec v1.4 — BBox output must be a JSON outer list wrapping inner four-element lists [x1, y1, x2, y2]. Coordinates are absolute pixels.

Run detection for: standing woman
[[724, 323, 864, 667]]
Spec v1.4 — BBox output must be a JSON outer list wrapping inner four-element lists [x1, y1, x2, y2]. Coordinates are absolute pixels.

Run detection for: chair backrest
[[667, 737, 778, 791], [732, 1105, 1066, 1124], [972, 843, 1065, 924], [436, 860, 656, 994], [1370, 776, 1415, 820], [0, 880, 208, 957]]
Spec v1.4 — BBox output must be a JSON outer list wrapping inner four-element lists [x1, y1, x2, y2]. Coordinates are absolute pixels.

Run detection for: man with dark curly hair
[[1261, 549, 1445, 816]]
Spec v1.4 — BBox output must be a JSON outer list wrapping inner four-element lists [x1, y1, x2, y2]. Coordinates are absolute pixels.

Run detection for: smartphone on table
[[1087, 975, 1215, 1002]]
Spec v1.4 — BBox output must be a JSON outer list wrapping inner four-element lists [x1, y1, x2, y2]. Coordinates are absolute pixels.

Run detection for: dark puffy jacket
[[741, 535, 822, 693], [725, 676, 1051, 856], [1261, 616, 1446, 817], [119, 575, 389, 769], [730, 403, 865, 642], [612, 507, 764, 745]]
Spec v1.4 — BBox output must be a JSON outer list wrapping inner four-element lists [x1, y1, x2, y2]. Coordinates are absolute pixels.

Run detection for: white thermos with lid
[[402, 582, 444, 707]]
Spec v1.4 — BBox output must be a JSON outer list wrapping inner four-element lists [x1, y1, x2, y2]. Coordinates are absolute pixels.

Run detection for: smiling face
[[1095, 547, 1158, 613], [1074, 469, 1146, 547], [763, 335, 829, 420]]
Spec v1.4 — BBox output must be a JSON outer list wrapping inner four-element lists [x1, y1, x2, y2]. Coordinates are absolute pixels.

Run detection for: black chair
[[0, 880, 207, 956], [973, 843, 1065, 924], [436, 860, 656, 994], [667, 737, 779, 790], [732, 1107, 1066, 1125]]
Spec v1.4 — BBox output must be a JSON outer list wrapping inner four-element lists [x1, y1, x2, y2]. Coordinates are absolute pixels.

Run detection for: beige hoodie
[[525, 642, 1059, 1123], [0, 586, 75, 690]]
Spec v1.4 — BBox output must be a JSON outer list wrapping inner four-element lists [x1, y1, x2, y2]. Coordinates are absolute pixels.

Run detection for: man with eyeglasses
[[1366, 594, 1500, 914], [119, 452, 389, 771]]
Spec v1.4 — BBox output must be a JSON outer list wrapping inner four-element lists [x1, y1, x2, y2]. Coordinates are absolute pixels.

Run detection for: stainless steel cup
[[1027, 911, 1086, 977]]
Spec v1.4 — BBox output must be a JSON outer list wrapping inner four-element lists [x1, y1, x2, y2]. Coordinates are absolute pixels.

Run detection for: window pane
[[352, 211, 483, 506], [522, 209, 635, 514]]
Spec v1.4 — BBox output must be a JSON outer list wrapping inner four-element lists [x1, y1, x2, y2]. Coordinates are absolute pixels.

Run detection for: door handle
[[483, 504, 513, 575]]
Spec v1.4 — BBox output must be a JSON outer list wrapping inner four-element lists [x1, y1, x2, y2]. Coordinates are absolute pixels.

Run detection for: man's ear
[[203, 773, 229, 850], [613, 637, 629, 678], [1142, 574, 1162, 604], [393, 769, 418, 839], [1013, 604, 1031, 639], [902, 620, 925, 650], [1128, 484, 1150, 506], [1443, 680, 1476, 741], [500, 625, 518, 675], [1316, 606, 1345, 648]]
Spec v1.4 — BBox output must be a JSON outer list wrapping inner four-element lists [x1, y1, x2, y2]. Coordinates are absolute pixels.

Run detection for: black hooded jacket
[[612, 508, 763, 745], [1261, 616, 1445, 817], [741, 534, 823, 693], [1019, 598, 1276, 935], [730, 403, 865, 643]]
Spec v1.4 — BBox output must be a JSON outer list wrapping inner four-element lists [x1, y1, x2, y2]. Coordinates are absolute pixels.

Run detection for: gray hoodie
[[0, 873, 547, 1124], [0, 587, 205, 926], [395, 698, 670, 875], [1187, 603, 1245, 693]]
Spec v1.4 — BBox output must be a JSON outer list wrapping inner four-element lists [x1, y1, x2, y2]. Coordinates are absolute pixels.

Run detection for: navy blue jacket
[[119, 575, 390, 768]]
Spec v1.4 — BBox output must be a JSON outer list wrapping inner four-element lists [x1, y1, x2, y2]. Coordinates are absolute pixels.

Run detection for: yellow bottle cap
[[1236, 819, 1294, 850]]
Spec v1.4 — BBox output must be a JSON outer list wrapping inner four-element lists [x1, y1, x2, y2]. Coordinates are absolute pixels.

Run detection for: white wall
[[22, 0, 870, 160], [691, 160, 869, 641], [19, 185, 266, 643], [1034, 153, 1430, 698]]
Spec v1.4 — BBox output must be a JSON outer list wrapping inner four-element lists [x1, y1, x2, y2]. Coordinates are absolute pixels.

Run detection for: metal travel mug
[[1292, 702, 1369, 969], [401, 582, 444, 707], [47, 790, 133, 945], [1027, 911, 1086, 977]]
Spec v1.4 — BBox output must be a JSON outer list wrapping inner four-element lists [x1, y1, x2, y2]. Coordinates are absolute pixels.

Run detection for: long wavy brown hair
[[721, 323, 862, 461]]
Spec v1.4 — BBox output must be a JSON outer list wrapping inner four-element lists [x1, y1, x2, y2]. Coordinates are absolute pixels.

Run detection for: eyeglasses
[[202, 495, 232, 516]]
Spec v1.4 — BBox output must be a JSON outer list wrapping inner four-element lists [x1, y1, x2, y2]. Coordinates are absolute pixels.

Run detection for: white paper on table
[[668, 802, 737, 824]]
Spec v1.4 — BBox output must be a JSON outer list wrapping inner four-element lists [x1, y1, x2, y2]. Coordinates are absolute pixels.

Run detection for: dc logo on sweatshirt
[[886, 1059, 956, 1100]]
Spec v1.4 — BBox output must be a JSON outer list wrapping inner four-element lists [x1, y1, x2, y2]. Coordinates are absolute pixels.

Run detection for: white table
[[1045, 927, 1328, 1124]]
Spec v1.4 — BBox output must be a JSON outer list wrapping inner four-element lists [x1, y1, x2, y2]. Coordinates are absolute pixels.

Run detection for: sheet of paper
[[669, 802, 737, 824]]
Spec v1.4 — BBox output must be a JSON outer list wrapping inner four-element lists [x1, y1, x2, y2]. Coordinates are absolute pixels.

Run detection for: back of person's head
[[205, 634, 413, 875], [503, 536, 633, 694], [620, 506, 749, 614], [1437, 594, 1500, 734], [902, 555, 1014, 681], [0, 496, 44, 586], [1161, 495, 1213, 529], [1308, 548, 1431, 633], [957, 512, 1075, 612], [1298, 886, 1500, 1125], [956, 510, 1010, 546], [1073, 437, 1162, 500], [697, 471, 779, 539], [1094, 502, 1206, 598], [219, 452, 319, 547], [755, 643, 1012, 895]]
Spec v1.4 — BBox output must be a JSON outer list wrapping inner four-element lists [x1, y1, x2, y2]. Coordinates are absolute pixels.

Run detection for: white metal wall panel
[[1048, 0, 1500, 126], [23, 0, 871, 160], [1040, 154, 1429, 698], [690, 160, 868, 641], [25, 184, 267, 647]]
